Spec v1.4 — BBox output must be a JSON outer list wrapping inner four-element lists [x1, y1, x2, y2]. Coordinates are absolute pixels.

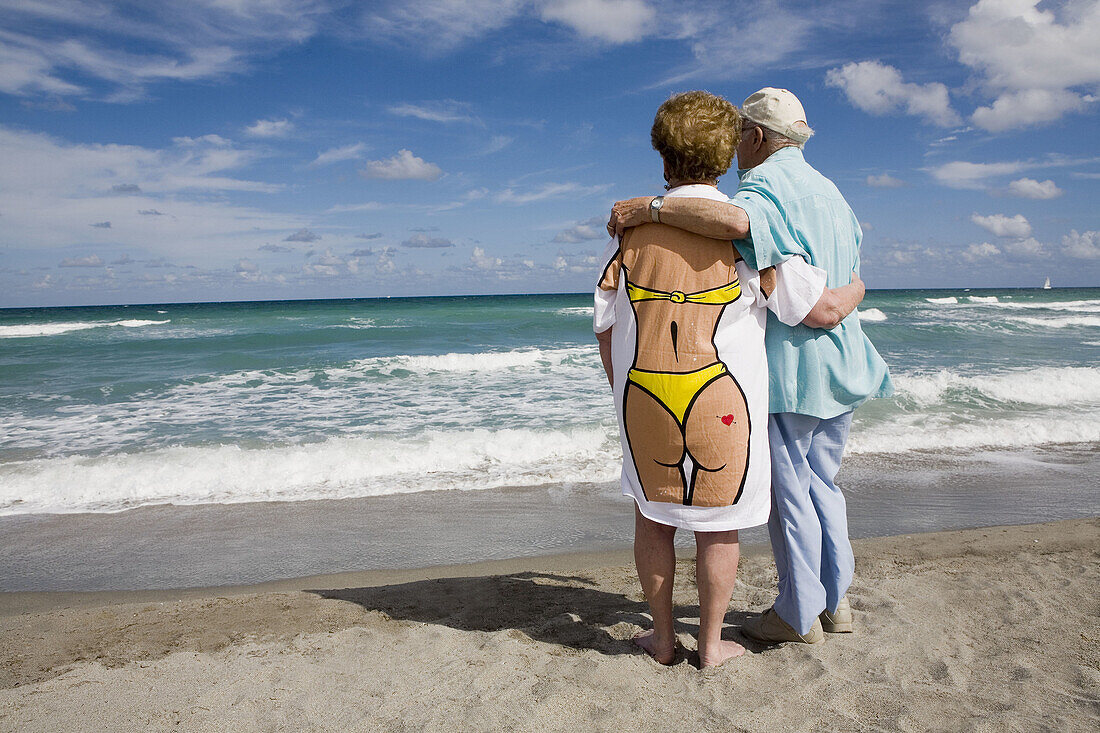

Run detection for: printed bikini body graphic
[[610, 225, 751, 508]]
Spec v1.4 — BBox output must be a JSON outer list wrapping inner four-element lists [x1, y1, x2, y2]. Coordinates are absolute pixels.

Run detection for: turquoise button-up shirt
[[730, 147, 893, 418]]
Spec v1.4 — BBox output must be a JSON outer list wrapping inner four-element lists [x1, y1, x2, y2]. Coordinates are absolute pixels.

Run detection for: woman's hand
[[607, 197, 656, 238]]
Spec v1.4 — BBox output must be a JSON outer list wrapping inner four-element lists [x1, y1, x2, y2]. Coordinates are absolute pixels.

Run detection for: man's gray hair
[[743, 119, 810, 151]]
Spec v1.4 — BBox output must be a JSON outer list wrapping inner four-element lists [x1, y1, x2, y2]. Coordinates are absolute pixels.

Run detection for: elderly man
[[608, 88, 893, 644]]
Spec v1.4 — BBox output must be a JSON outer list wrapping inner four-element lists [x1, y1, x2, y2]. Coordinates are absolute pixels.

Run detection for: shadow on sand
[[310, 571, 768, 664]]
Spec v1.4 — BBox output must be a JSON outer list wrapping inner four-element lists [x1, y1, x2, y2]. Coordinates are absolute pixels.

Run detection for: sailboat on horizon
[[1043, 277, 1052, 289]]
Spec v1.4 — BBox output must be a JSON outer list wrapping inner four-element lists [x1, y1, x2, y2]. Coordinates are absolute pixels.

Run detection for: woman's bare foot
[[698, 639, 745, 669], [633, 630, 676, 665]]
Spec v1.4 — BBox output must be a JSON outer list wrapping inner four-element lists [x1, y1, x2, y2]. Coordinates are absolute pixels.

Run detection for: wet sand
[[2, 518, 1098, 732]]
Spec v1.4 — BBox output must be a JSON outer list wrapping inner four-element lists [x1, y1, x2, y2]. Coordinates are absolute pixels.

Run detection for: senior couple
[[594, 88, 892, 667]]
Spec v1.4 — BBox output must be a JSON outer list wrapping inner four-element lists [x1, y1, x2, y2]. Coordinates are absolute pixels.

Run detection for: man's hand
[[802, 271, 865, 330], [607, 197, 656, 238]]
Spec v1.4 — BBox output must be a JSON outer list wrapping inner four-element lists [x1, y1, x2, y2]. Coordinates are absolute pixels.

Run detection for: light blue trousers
[[767, 411, 855, 635]]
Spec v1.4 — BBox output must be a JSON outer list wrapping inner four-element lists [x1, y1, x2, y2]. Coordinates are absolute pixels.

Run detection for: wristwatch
[[649, 196, 664, 223]]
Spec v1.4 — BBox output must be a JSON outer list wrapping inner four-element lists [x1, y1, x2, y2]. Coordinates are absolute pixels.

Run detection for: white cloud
[[470, 246, 503, 271], [0, 126, 270, 196], [481, 135, 513, 155], [402, 234, 454, 248], [0, 1, 333, 100], [361, 0, 527, 54], [929, 153, 1100, 189], [311, 142, 367, 166], [962, 242, 1001, 261], [1001, 236, 1045, 257], [0, 39, 84, 96], [0, 125, 305, 271], [550, 251, 595, 273], [971, 88, 1091, 132], [245, 118, 294, 137], [325, 201, 389, 214], [1007, 177, 1063, 199], [866, 173, 907, 188], [671, 8, 813, 85], [311, 249, 345, 266], [0, 28, 242, 101], [433, 188, 489, 212], [59, 254, 104, 268], [361, 149, 443, 181], [553, 216, 606, 243], [949, 0, 1100, 130], [540, 0, 655, 44], [301, 262, 340, 277], [387, 101, 477, 124], [971, 213, 1032, 238], [825, 61, 961, 126], [284, 228, 321, 243], [929, 160, 1027, 189], [235, 258, 258, 273], [496, 182, 607, 204], [1063, 229, 1100, 259], [375, 251, 396, 274]]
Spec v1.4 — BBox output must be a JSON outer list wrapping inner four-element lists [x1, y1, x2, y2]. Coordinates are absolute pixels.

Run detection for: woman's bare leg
[[694, 529, 746, 668], [633, 505, 678, 664]]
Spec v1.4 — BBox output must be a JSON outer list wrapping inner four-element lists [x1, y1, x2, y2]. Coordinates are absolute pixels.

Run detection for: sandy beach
[[1, 517, 1097, 731]]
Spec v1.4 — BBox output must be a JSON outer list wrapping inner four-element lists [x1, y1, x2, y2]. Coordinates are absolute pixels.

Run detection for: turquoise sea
[[2, 288, 1099, 516]]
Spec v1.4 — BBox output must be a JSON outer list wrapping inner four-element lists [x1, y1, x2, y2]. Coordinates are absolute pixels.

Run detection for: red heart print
[[721, 414, 735, 426]]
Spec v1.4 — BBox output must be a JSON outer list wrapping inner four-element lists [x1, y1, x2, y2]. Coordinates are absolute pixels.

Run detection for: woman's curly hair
[[651, 90, 741, 183]]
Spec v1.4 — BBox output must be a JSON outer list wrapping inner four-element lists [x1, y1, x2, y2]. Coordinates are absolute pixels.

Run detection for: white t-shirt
[[594, 184, 826, 531]]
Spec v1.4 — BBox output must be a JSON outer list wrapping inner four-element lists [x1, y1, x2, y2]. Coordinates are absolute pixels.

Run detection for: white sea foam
[[967, 295, 999, 303], [555, 307, 592, 316], [858, 308, 887, 322], [925, 296, 958, 304], [846, 367, 1100, 454], [0, 426, 621, 515], [848, 415, 1100, 455], [893, 367, 1100, 408], [346, 347, 594, 375], [1009, 315, 1100, 329], [1, 345, 609, 456], [0, 319, 169, 338], [342, 317, 376, 329], [979, 299, 1100, 313]]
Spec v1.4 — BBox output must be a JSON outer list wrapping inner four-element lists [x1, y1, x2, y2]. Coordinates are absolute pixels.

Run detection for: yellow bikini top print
[[625, 279, 741, 305]]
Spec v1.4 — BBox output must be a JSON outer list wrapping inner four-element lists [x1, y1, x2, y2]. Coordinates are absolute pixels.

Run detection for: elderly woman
[[594, 91, 851, 667]]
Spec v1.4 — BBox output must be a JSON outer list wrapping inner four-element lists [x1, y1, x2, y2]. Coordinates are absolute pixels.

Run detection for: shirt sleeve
[[593, 236, 621, 334], [729, 173, 810, 270], [765, 256, 827, 326]]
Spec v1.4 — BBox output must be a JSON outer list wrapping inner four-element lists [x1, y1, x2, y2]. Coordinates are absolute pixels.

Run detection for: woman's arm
[[607, 196, 750, 240], [596, 327, 614, 387], [801, 273, 865, 329]]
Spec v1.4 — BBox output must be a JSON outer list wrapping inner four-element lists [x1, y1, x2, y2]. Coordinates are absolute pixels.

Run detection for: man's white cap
[[741, 87, 813, 143]]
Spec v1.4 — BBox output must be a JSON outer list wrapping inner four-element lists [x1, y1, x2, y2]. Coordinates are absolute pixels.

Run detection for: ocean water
[[2, 289, 1099, 516]]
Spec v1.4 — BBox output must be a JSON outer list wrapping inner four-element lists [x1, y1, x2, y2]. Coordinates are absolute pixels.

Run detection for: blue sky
[[0, 0, 1097, 307]]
